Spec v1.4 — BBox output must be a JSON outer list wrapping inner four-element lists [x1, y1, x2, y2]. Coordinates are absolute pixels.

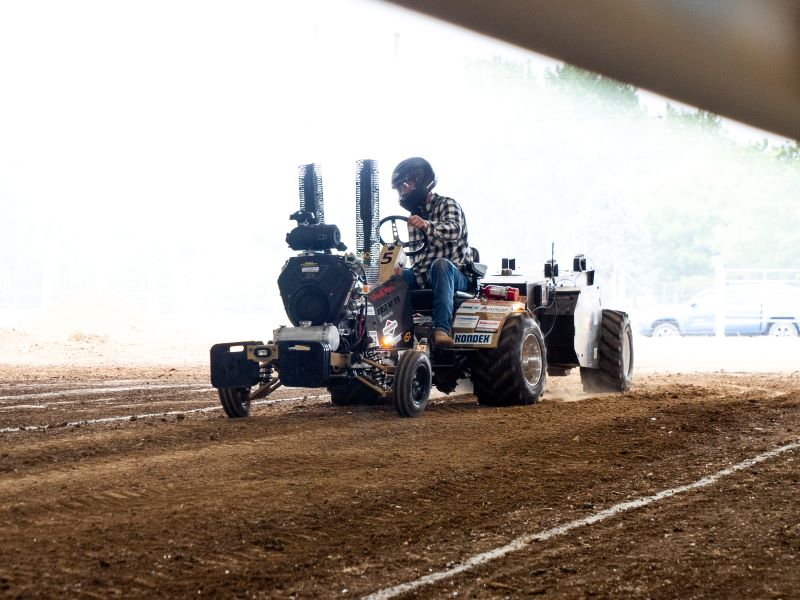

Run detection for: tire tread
[[581, 309, 633, 393]]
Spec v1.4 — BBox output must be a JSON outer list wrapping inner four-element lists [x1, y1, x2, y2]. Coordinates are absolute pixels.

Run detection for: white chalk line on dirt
[[0, 394, 331, 433], [0, 383, 211, 403], [0, 387, 217, 410], [0, 379, 183, 391], [363, 437, 800, 600]]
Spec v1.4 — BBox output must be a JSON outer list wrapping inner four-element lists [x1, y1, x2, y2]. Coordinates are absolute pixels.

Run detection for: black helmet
[[391, 157, 436, 213]]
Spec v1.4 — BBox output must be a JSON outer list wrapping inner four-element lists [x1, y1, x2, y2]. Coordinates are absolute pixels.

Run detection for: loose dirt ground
[[1, 333, 799, 599]]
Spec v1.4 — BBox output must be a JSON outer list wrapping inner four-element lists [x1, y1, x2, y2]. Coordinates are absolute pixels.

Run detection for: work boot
[[433, 329, 454, 348]]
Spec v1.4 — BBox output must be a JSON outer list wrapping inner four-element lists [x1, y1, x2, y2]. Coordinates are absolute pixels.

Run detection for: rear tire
[[768, 321, 799, 337], [651, 321, 680, 337], [471, 313, 546, 406], [393, 349, 432, 418], [581, 310, 634, 393], [218, 387, 251, 418]]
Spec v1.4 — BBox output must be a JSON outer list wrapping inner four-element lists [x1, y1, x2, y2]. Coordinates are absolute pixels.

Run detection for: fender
[[451, 298, 528, 348]]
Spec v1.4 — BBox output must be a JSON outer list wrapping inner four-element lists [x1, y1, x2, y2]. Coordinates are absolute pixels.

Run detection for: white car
[[636, 283, 800, 337]]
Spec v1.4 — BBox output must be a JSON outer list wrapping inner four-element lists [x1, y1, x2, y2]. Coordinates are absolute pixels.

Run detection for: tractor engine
[[274, 217, 369, 387], [277, 249, 367, 347], [210, 160, 385, 400], [278, 252, 359, 328]]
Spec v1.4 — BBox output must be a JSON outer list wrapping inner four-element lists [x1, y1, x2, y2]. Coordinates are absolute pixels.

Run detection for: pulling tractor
[[210, 161, 634, 418]]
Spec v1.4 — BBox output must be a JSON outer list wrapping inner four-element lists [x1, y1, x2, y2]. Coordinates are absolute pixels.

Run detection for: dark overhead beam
[[380, 0, 800, 141]]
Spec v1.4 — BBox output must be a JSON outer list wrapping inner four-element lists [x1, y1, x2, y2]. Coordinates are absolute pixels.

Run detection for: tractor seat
[[409, 248, 487, 313]]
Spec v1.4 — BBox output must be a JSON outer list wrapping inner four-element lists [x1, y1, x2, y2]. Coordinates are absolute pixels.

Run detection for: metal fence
[[725, 268, 800, 286], [0, 264, 42, 309], [656, 267, 800, 305]]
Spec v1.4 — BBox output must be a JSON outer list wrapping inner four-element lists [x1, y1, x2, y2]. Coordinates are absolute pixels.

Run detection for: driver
[[391, 157, 471, 347]]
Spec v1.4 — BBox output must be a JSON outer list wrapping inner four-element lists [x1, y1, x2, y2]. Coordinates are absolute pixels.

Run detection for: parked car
[[636, 283, 800, 337]]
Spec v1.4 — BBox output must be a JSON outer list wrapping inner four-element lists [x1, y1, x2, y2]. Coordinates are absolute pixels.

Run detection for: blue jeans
[[402, 258, 469, 334]]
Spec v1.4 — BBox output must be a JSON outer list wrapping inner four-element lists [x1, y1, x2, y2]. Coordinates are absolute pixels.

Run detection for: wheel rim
[[411, 363, 430, 407], [771, 323, 798, 337], [521, 333, 544, 386], [653, 324, 679, 337]]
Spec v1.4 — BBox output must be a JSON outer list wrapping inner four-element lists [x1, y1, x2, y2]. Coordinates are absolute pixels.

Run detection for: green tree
[[775, 141, 800, 162], [545, 64, 641, 111], [664, 105, 723, 133]]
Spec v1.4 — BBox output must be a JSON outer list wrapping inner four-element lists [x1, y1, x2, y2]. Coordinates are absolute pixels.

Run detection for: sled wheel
[[581, 309, 634, 393], [393, 349, 432, 418], [218, 387, 251, 418], [471, 313, 546, 406], [328, 380, 382, 406]]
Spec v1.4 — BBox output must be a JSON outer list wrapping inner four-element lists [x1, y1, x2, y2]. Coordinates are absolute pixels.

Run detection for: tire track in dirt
[[0, 392, 332, 433], [0, 389, 217, 412], [0, 379, 157, 390], [0, 383, 211, 403]]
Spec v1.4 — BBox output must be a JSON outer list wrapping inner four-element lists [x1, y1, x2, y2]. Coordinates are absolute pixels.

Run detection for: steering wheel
[[378, 215, 428, 257]]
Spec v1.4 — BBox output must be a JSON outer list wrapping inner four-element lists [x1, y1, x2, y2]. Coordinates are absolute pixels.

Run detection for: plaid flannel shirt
[[408, 193, 471, 287]]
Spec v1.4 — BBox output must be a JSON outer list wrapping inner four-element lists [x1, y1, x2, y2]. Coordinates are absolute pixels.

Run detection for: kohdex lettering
[[454, 333, 492, 345]]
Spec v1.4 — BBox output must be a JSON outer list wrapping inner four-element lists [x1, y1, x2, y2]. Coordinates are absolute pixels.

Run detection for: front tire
[[393, 349, 432, 418], [218, 387, 251, 418], [581, 310, 634, 393], [471, 313, 546, 406]]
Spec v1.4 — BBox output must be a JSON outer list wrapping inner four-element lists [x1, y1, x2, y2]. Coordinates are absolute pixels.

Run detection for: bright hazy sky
[[1, 0, 772, 236]]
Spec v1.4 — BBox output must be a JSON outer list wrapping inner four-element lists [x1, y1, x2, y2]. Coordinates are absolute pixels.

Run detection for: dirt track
[[1, 356, 799, 599]]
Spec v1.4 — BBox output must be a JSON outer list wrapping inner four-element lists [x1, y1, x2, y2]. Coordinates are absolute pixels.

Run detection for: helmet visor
[[393, 177, 417, 200]]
